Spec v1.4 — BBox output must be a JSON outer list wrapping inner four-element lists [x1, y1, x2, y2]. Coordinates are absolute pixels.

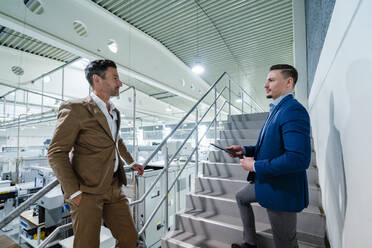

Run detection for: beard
[[111, 88, 119, 96]]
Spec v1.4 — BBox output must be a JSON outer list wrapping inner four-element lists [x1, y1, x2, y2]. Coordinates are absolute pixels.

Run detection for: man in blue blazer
[[228, 64, 311, 248]]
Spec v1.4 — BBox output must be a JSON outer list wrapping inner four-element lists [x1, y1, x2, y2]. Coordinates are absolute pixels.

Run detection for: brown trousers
[[69, 179, 137, 248]]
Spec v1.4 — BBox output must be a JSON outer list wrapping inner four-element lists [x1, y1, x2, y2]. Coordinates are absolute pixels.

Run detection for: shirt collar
[[90, 92, 116, 114], [269, 93, 292, 113]]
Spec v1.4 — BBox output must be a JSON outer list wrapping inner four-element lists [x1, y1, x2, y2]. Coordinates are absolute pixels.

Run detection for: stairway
[[162, 113, 326, 248]]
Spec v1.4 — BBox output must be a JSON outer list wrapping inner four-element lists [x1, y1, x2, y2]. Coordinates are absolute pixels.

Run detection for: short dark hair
[[84, 59, 117, 87], [270, 64, 298, 86]]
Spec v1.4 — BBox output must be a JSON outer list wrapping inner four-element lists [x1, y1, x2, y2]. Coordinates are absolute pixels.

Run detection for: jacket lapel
[[113, 108, 121, 142], [83, 96, 113, 140], [256, 94, 293, 151]]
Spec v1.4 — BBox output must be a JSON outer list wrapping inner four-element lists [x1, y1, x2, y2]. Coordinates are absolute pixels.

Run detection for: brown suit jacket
[[48, 96, 134, 199]]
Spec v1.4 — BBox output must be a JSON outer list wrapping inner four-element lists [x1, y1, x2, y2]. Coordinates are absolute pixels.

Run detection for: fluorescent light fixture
[[191, 63, 204, 74], [71, 58, 90, 70], [166, 105, 172, 112], [236, 98, 242, 103]]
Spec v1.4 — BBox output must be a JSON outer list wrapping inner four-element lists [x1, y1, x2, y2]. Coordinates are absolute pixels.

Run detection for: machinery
[[19, 185, 71, 247], [135, 162, 195, 248]]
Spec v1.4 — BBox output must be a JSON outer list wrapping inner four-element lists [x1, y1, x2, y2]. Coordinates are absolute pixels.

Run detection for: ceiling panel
[[91, 0, 294, 109], [0, 25, 79, 63]]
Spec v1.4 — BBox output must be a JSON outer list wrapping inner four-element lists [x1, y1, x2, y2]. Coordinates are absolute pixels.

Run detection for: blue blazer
[[243, 94, 311, 212]]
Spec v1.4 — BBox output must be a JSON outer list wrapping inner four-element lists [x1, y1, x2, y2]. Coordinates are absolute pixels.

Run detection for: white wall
[[308, 0, 372, 247]]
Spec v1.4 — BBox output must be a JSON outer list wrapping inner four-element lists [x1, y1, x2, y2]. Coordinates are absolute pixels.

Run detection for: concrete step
[[208, 150, 317, 167], [216, 138, 257, 147], [224, 120, 265, 131], [220, 129, 261, 140], [202, 162, 319, 187], [163, 211, 325, 248], [228, 112, 269, 122], [195, 177, 321, 208], [185, 193, 325, 238], [219, 130, 315, 152]]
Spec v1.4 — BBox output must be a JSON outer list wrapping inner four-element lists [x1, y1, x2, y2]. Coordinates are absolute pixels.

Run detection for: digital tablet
[[210, 143, 243, 159]]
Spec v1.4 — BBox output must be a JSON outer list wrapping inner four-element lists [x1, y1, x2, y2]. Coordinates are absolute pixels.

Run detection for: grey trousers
[[235, 183, 298, 248]]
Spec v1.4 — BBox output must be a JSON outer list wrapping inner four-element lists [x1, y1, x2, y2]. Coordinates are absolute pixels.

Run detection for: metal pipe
[[3, 97, 6, 121], [132, 87, 136, 160], [214, 87, 217, 144], [30, 57, 80, 84], [164, 142, 169, 234], [241, 92, 244, 115], [228, 79, 231, 116], [41, 78, 44, 115], [13, 90, 16, 119], [137, 101, 227, 236], [0, 81, 63, 102], [62, 67, 65, 101], [26, 91, 29, 114], [195, 108, 199, 178], [16, 114, 21, 184], [129, 86, 226, 207], [225, 73, 264, 112], [0, 179, 59, 229], [139, 72, 227, 168]]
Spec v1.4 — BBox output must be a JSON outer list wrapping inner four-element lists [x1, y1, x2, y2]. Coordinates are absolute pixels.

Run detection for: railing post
[[164, 142, 169, 234], [214, 87, 217, 144], [228, 79, 231, 116], [62, 67, 65, 101], [195, 108, 199, 178], [41, 77, 44, 115], [16, 115, 20, 184], [3, 97, 6, 121], [241, 92, 244, 115]]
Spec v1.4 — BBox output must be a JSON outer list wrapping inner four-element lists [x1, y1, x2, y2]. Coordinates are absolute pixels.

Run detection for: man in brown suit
[[48, 59, 144, 248]]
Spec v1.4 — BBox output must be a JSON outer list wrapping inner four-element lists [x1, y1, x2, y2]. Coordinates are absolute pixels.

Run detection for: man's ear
[[92, 74, 100, 88], [287, 77, 294, 90]]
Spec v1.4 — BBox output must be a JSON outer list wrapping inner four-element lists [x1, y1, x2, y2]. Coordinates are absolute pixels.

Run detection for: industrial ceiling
[[0, 0, 295, 124]]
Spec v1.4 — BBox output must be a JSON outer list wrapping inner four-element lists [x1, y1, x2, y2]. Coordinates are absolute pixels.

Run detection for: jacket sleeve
[[254, 105, 311, 179], [118, 137, 134, 165], [47, 103, 80, 199], [243, 146, 256, 157]]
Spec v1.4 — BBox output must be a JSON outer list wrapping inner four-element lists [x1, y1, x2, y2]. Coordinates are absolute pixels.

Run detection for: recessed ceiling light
[[191, 63, 204, 74], [166, 105, 172, 112], [236, 98, 242, 103], [108, 39, 118, 53]]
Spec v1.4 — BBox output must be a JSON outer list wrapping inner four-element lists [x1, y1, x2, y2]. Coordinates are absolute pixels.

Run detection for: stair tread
[[164, 230, 231, 248], [164, 113, 324, 248], [189, 192, 323, 216], [166, 226, 325, 248]]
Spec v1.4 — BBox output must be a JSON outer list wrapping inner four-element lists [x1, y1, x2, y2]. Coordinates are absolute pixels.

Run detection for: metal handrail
[[0, 72, 262, 246], [225, 74, 264, 112], [0, 179, 59, 229], [129, 85, 227, 206], [138, 100, 227, 236], [37, 223, 73, 248], [119, 85, 138, 220], [32, 78, 229, 248]]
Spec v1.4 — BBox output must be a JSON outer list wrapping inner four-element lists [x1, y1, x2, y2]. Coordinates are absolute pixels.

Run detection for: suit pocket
[[75, 158, 104, 187]]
